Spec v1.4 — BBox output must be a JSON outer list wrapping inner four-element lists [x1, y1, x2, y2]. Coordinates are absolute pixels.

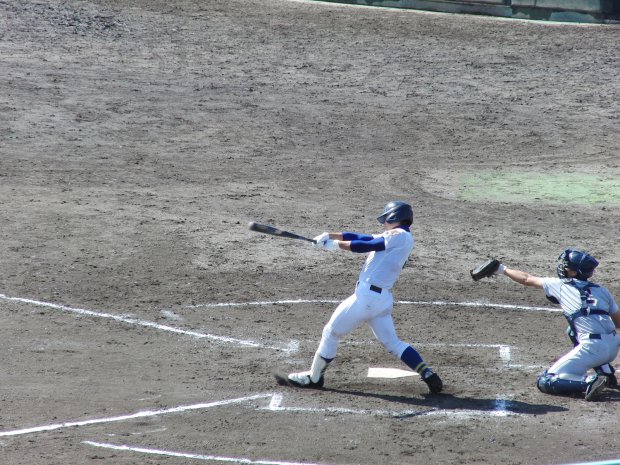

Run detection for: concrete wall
[[510, 0, 609, 13], [509, 0, 620, 21], [318, 0, 620, 22]]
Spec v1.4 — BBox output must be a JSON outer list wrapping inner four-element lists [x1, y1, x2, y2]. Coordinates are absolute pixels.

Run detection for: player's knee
[[382, 339, 409, 358], [321, 325, 340, 346], [536, 371, 585, 395], [537, 372, 552, 393], [319, 326, 340, 360]]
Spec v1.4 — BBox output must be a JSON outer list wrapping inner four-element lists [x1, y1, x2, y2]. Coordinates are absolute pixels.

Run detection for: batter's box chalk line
[[79, 396, 518, 465], [187, 298, 561, 314], [188, 298, 549, 370], [0, 390, 519, 439], [82, 440, 337, 465], [0, 293, 545, 367], [0, 292, 544, 372], [0, 293, 299, 354], [265, 392, 515, 418]]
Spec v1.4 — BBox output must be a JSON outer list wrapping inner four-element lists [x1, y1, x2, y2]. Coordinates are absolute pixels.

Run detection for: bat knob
[[248, 221, 257, 230]]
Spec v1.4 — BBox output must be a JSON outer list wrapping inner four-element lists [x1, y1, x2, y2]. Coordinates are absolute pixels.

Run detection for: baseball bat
[[248, 222, 316, 243]]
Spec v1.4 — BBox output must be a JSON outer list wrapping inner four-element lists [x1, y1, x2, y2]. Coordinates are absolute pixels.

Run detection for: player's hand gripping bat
[[248, 222, 316, 243]]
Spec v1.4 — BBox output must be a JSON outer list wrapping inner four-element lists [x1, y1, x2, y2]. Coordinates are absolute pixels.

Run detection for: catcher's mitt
[[470, 258, 501, 281]]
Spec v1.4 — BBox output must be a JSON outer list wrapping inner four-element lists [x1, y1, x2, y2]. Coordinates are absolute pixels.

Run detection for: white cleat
[[287, 371, 324, 389]]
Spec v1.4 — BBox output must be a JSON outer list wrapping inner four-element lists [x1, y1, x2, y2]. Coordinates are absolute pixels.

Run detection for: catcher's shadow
[[321, 387, 569, 415]]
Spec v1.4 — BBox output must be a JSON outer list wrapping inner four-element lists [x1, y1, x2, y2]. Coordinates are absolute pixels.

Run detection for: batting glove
[[321, 239, 340, 251], [313, 232, 330, 244]]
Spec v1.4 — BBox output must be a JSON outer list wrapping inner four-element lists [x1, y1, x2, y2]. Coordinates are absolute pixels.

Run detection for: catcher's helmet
[[377, 201, 413, 225], [556, 249, 598, 280]]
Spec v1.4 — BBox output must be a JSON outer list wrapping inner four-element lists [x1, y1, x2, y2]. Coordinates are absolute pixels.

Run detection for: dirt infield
[[1, 0, 620, 464]]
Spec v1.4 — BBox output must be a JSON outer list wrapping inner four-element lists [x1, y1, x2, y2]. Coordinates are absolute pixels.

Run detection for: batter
[[284, 201, 443, 394], [495, 249, 620, 401]]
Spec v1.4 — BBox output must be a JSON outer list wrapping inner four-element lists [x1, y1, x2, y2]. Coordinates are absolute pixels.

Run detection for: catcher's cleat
[[585, 375, 607, 401], [274, 371, 324, 389], [422, 372, 443, 394], [597, 366, 619, 389], [605, 374, 619, 389]]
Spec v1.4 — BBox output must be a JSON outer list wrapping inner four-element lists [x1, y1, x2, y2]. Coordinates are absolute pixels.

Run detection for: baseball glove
[[470, 258, 501, 281]]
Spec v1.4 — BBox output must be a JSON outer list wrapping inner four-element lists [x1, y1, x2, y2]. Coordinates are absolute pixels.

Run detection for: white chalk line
[[189, 298, 553, 369], [0, 292, 532, 442], [346, 341, 542, 371], [83, 386, 514, 465], [399, 299, 560, 313], [188, 298, 560, 313], [0, 292, 542, 377], [264, 392, 514, 418], [0, 292, 555, 360], [187, 298, 340, 308], [0, 389, 519, 440], [0, 393, 272, 438], [83, 441, 334, 465], [0, 293, 299, 354], [191, 298, 551, 371], [424, 343, 542, 369], [0, 292, 542, 382]]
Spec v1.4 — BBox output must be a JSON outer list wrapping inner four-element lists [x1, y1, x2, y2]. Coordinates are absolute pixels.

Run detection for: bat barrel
[[248, 222, 315, 243]]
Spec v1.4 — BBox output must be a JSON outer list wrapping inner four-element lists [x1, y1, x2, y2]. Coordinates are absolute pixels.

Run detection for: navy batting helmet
[[377, 201, 413, 225], [556, 249, 599, 280]]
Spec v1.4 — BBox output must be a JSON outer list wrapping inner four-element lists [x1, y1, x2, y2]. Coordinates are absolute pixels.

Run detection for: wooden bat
[[248, 222, 316, 243]]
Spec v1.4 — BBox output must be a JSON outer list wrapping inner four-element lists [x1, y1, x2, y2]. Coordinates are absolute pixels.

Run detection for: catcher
[[471, 250, 620, 401]]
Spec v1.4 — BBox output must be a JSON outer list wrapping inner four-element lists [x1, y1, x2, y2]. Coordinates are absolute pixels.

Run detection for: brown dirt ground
[[1, 0, 620, 464]]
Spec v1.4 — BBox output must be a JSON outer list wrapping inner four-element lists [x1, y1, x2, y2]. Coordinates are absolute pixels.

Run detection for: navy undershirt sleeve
[[342, 232, 374, 241], [350, 237, 386, 253]]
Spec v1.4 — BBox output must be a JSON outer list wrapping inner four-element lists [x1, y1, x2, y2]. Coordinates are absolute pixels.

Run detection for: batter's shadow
[[321, 387, 569, 415]]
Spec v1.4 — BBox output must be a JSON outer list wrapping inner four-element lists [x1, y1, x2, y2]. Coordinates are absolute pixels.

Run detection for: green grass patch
[[459, 172, 620, 205]]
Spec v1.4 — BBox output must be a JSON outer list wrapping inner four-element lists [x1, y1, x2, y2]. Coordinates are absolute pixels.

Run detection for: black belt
[[588, 330, 617, 340], [369, 285, 382, 294]]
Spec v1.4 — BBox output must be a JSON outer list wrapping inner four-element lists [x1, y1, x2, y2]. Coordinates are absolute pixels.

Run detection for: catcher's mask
[[377, 201, 413, 226], [556, 249, 598, 281]]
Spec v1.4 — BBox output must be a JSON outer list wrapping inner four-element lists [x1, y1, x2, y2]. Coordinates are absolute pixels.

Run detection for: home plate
[[367, 367, 417, 379]]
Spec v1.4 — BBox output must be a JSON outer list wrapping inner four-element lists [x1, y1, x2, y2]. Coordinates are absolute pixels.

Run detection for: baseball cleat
[[604, 374, 619, 389], [422, 372, 443, 394], [274, 371, 324, 389], [288, 371, 325, 388], [584, 375, 607, 401]]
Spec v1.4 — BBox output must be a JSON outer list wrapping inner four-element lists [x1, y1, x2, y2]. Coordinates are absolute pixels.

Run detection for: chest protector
[[563, 280, 609, 341]]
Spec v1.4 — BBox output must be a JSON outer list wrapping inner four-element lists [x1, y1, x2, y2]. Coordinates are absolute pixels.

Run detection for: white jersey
[[542, 277, 618, 336], [357, 228, 414, 290]]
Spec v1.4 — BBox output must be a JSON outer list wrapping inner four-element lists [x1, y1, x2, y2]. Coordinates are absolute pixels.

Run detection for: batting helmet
[[377, 201, 413, 225], [556, 249, 599, 281]]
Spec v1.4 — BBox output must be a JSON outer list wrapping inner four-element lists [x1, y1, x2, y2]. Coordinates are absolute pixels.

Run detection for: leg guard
[[537, 371, 587, 396]]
